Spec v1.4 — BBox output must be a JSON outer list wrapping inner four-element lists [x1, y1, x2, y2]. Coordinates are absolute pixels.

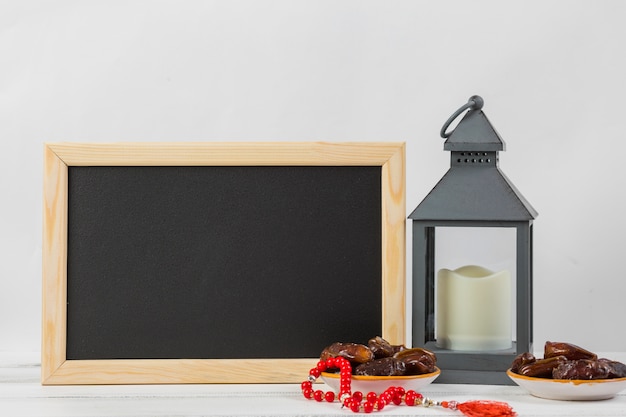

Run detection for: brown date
[[367, 336, 407, 359], [518, 355, 568, 378], [598, 359, 626, 379], [393, 348, 436, 375], [510, 352, 536, 374], [394, 347, 436, 362], [320, 342, 374, 365], [367, 336, 395, 359], [354, 357, 406, 376], [552, 359, 611, 380], [391, 344, 408, 355], [544, 341, 597, 361]]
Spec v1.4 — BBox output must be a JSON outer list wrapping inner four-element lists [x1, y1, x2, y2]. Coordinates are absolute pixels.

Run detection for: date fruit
[[354, 357, 406, 376], [320, 342, 374, 365], [544, 341, 597, 361], [367, 336, 406, 359], [393, 348, 437, 374], [599, 359, 626, 378], [552, 359, 611, 380], [518, 356, 568, 378], [510, 352, 536, 374]]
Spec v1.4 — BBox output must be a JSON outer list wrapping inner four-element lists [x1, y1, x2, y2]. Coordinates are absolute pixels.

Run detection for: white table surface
[[2, 352, 626, 417]]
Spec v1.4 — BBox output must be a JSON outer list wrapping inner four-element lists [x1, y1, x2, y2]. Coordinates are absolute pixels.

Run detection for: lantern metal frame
[[409, 96, 538, 385]]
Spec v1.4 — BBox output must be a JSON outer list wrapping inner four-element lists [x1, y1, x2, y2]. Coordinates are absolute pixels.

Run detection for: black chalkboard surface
[[67, 165, 381, 360], [42, 142, 405, 384]]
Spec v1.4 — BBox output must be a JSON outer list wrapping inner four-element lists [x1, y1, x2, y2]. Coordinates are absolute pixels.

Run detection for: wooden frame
[[42, 142, 405, 385]]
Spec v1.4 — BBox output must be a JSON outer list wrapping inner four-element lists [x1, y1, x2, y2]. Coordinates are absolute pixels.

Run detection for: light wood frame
[[42, 142, 406, 385]]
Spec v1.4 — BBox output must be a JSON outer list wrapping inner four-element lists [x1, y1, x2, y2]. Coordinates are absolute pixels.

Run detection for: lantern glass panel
[[434, 226, 516, 351]]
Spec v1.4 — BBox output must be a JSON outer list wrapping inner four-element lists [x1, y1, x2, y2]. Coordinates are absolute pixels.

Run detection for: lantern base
[[433, 369, 514, 385], [425, 341, 520, 385]]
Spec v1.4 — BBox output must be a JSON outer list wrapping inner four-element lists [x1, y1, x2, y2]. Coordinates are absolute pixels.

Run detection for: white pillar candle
[[436, 265, 512, 351]]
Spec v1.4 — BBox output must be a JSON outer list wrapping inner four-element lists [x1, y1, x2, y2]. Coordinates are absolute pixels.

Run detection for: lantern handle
[[440, 95, 484, 138]]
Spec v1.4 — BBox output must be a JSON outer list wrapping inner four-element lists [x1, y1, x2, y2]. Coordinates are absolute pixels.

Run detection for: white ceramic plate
[[321, 368, 440, 394], [507, 369, 626, 400]]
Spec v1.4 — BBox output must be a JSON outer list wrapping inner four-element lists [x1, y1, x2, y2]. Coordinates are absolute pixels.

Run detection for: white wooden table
[[2, 353, 626, 416]]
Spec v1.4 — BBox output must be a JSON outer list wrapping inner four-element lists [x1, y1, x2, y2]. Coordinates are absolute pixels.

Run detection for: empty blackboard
[[42, 142, 406, 384]]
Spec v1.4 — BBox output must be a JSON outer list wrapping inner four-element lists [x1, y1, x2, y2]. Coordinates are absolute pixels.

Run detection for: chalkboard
[[42, 142, 406, 384]]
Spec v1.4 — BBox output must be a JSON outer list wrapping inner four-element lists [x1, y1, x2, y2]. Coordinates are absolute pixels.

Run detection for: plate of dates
[[319, 336, 440, 393], [507, 341, 626, 400]]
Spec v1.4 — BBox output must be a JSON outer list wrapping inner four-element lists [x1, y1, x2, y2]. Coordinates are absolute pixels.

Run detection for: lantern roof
[[409, 102, 537, 222], [408, 162, 537, 222], [444, 108, 505, 152]]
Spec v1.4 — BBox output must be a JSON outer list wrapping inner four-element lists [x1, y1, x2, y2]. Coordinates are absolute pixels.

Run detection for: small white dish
[[321, 368, 440, 394], [507, 369, 626, 400]]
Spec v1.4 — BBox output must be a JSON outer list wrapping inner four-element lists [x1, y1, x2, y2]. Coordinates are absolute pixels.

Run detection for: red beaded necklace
[[301, 357, 517, 416]]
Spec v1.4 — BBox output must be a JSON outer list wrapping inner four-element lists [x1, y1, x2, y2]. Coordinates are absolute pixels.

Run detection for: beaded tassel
[[301, 357, 516, 416]]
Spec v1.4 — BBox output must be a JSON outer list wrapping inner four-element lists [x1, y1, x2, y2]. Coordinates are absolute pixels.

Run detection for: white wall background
[[2, 1, 625, 355]]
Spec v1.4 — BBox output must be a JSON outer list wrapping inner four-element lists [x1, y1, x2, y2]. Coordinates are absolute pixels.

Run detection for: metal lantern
[[409, 96, 538, 385]]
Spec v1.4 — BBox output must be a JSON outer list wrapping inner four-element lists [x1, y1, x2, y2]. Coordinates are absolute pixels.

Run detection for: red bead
[[380, 392, 392, 404], [300, 381, 312, 390], [366, 392, 377, 402], [405, 390, 417, 406], [325, 357, 336, 368], [376, 397, 386, 411], [338, 358, 351, 371], [349, 401, 361, 412], [313, 390, 324, 402], [302, 387, 313, 399], [309, 368, 321, 378], [352, 391, 363, 402], [316, 361, 327, 372], [363, 401, 375, 413], [441, 401, 449, 408], [324, 391, 335, 402]]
